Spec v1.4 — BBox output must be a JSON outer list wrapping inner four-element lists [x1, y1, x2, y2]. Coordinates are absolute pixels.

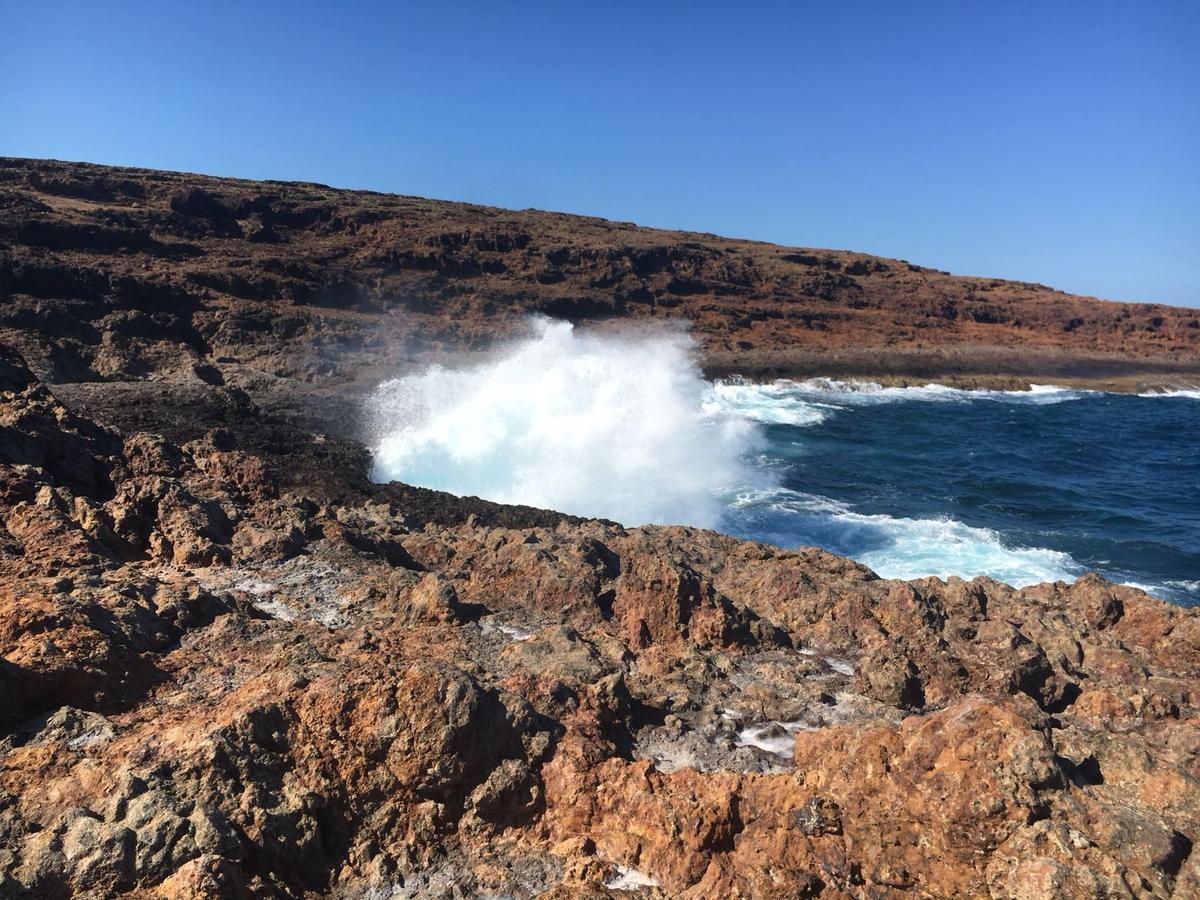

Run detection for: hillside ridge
[[2, 156, 1198, 394]]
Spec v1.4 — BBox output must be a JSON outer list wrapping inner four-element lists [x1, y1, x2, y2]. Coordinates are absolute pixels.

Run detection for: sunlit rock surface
[[2, 156, 1199, 392], [1, 344, 1198, 898], [2, 156, 1199, 896]]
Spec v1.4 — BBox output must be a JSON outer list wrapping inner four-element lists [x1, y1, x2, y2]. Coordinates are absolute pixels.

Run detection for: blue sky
[[3, 0, 1197, 306]]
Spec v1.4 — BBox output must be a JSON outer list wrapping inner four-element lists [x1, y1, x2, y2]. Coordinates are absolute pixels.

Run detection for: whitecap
[[1153, 579, 1200, 605], [701, 379, 829, 426], [1165, 579, 1200, 592], [774, 378, 1092, 406], [851, 513, 1080, 586], [1136, 389, 1200, 400], [728, 487, 1081, 587]]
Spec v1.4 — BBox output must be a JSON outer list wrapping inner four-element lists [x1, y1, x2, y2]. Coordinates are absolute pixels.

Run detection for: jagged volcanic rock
[[0, 343, 1197, 898], [1, 158, 1199, 897]]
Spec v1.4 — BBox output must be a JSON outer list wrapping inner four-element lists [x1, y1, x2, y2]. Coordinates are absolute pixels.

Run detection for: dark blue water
[[715, 382, 1200, 606]]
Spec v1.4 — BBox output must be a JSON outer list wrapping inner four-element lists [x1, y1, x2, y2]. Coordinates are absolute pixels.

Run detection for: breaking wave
[[1137, 389, 1200, 399], [725, 488, 1080, 587], [701, 381, 831, 426], [700, 378, 1093, 423], [367, 319, 764, 527], [366, 321, 1196, 602]]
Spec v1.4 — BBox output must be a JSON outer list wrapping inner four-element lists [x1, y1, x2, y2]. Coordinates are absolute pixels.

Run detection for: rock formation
[[1, 158, 1198, 897], [2, 157, 1199, 392], [0, 340, 1197, 897]]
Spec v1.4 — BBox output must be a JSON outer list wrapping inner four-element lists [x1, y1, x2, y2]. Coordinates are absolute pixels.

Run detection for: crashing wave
[[366, 321, 1186, 597], [701, 379, 829, 426], [726, 488, 1081, 587], [367, 319, 767, 528]]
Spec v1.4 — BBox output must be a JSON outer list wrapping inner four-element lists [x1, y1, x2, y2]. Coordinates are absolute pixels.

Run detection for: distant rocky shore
[[3, 157, 1199, 397]]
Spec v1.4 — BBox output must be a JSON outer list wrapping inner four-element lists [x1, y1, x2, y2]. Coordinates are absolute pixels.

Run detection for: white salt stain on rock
[[66, 725, 116, 751], [251, 597, 298, 622], [31, 708, 116, 751], [232, 577, 277, 595], [205, 563, 354, 628], [735, 720, 815, 758], [606, 864, 659, 891], [646, 744, 702, 774], [797, 647, 856, 677], [311, 606, 351, 629], [479, 619, 534, 641], [824, 657, 855, 676]]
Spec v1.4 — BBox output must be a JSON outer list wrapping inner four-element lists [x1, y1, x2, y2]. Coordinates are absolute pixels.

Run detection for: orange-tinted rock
[[3, 157, 1199, 389], [0, 342, 1197, 896]]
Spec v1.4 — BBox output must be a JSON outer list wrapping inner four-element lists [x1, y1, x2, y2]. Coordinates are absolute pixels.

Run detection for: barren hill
[[3, 157, 1198, 392]]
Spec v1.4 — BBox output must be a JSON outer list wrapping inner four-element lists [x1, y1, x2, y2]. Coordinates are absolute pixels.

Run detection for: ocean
[[368, 321, 1199, 607], [710, 380, 1200, 606]]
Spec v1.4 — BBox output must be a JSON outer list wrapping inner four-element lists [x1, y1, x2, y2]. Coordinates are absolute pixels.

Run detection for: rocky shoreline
[[1, 158, 1199, 897], [2, 332, 1199, 897]]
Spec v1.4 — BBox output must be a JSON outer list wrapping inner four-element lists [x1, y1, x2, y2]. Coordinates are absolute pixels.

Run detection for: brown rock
[[0, 271, 1196, 896]]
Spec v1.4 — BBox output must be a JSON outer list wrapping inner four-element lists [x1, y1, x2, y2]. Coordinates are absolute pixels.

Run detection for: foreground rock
[[1, 347, 1197, 898]]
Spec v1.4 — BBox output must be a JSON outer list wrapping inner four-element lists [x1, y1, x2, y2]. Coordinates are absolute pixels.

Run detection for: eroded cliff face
[[1, 345, 1198, 898], [2, 157, 1199, 391]]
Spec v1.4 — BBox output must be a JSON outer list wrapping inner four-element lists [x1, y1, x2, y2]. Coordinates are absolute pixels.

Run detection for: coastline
[[3, 157, 1199, 402], [3, 158, 1200, 895], [698, 347, 1200, 394], [3, 343, 1199, 896], [704, 370, 1200, 395]]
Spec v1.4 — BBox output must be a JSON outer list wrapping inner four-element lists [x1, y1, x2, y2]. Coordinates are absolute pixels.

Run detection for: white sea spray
[[368, 319, 765, 527]]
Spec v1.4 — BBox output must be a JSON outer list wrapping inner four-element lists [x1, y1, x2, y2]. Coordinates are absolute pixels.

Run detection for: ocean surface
[[368, 321, 1200, 606], [709, 380, 1200, 606]]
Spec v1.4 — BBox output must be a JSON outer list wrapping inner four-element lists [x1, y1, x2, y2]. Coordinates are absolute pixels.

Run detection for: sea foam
[[727, 487, 1080, 587], [1137, 389, 1200, 399], [701, 377, 1093, 416]]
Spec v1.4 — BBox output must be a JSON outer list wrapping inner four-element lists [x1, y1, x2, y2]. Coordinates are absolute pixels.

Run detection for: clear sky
[[3, 0, 1197, 306]]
